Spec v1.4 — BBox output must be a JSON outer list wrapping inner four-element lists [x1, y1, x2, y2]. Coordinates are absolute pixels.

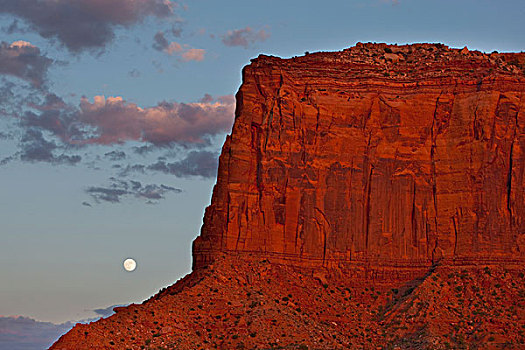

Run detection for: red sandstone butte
[[194, 43, 525, 269], [51, 43, 525, 350]]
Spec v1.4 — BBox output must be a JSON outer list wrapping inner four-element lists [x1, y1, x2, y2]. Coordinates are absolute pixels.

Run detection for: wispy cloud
[[0, 305, 125, 348], [222, 27, 270, 48], [85, 178, 181, 204], [153, 31, 181, 54], [2, 19, 30, 34], [0, 316, 74, 350], [181, 48, 205, 61], [118, 164, 146, 176], [1, 0, 178, 52], [147, 150, 218, 178], [92, 304, 127, 317], [104, 150, 126, 161], [19, 128, 81, 165], [152, 31, 205, 60]]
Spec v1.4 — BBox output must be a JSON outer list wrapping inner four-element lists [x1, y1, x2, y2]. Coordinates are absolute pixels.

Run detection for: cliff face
[[194, 43, 525, 269]]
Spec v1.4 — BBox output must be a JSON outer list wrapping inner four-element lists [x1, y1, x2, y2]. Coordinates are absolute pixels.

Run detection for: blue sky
[[0, 0, 524, 334]]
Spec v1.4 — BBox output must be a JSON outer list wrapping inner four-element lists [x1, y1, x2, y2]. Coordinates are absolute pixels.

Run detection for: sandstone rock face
[[194, 43, 525, 269]]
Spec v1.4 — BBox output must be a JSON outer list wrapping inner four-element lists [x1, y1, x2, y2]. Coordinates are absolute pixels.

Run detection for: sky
[[0, 0, 524, 346]]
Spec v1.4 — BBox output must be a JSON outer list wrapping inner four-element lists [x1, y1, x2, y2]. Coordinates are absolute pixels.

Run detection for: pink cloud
[[75, 94, 234, 145], [222, 27, 270, 48], [182, 48, 205, 61], [165, 42, 183, 55], [9, 40, 35, 49]]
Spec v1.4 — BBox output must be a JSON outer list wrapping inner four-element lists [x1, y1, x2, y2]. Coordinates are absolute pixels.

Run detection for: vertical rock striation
[[194, 43, 525, 270]]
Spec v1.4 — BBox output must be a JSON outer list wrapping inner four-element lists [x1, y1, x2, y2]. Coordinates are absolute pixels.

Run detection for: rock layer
[[194, 43, 525, 270]]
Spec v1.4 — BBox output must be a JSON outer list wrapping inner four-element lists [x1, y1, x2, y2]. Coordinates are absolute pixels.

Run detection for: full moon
[[123, 258, 137, 272]]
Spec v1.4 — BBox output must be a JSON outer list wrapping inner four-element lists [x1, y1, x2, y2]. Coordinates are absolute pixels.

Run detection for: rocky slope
[[51, 256, 525, 349], [51, 43, 525, 349]]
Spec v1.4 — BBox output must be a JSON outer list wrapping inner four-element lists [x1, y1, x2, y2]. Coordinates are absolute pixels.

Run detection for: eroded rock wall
[[193, 43, 525, 269]]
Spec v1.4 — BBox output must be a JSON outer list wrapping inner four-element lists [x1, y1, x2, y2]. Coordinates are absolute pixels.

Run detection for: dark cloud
[[86, 187, 128, 203], [86, 178, 181, 204], [118, 150, 219, 179], [0, 316, 74, 350], [2, 19, 30, 34], [20, 96, 82, 142], [0, 154, 18, 166], [0, 77, 44, 118], [222, 27, 270, 48], [1, 0, 177, 52], [199, 93, 213, 103], [133, 144, 157, 155], [28, 93, 67, 111], [0, 130, 15, 140], [92, 304, 126, 317], [148, 150, 218, 178], [118, 164, 146, 176], [171, 24, 183, 38], [137, 183, 176, 199], [130, 180, 141, 190], [19, 128, 81, 165], [0, 79, 16, 107], [0, 40, 53, 88], [152, 31, 171, 51], [104, 150, 126, 161]]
